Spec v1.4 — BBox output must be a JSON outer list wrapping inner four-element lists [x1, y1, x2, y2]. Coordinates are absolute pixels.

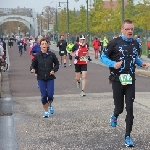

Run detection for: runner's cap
[[79, 35, 85, 40]]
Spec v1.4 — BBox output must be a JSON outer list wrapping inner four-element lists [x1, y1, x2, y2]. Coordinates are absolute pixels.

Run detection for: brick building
[[103, 0, 128, 9], [89, 0, 128, 10]]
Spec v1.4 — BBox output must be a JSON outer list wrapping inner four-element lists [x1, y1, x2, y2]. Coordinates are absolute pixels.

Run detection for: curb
[[0, 71, 18, 149], [88, 50, 150, 77], [135, 69, 150, 77]]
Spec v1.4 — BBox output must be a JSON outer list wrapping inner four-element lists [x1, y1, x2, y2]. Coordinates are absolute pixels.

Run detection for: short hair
[[40, 38, 48, 45], [122, 19, 133, 28], [60, 34, 64, 38]]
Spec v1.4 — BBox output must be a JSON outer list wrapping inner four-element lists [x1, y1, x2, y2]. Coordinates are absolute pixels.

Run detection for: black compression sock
[[114, 114, 118, 118], [125, 134, 130, 138]]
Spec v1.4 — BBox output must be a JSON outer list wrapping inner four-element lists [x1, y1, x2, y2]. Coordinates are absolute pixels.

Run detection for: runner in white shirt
[[29, 36, 35, 48]]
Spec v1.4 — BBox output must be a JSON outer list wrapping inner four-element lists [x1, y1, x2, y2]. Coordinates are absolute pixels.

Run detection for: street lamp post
[[41, 1, 54, 34], [55, 7, 58, 43], [122, 0, 124, 22], [41, 11, 48, 34], [58, 0, 69, 43], [47, 1, 54, 31], [41, 6, 46, 36]]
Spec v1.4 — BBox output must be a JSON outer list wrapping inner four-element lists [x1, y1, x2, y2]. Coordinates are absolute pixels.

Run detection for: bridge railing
[[0, 8, 33, 17]]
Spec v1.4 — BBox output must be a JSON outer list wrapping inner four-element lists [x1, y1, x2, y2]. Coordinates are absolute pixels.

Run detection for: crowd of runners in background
[[0, 33, 149, 58]]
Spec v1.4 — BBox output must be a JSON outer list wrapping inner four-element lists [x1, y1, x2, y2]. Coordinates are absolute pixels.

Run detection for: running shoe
[[49, 106, 54, 114], [125, 136, 134, 147], [77, 82, 80, 88], [43, 111, 49, 118], [80, 91, 86, 97], [110, 115, 117, 127]]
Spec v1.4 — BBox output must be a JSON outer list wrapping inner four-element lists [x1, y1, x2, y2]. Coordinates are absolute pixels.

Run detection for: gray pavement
[[0, 42, 150, 150], [13, 93, 150, 150]]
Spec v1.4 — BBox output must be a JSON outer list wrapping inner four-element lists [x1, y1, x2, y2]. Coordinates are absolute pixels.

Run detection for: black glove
[[75, 56, 79, 60], [88, 56, 92, 61]]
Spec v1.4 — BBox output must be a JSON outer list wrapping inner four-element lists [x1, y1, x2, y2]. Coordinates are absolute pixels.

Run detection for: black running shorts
[[59, 50, 67, 56], [75, 64, 87, 72]]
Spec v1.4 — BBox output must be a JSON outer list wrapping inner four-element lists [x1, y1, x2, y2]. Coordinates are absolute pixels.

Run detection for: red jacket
[[92, 40, 100, 50], [147, 42, 150, 50]]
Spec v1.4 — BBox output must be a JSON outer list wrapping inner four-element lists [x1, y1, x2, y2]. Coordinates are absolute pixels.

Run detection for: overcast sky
[[0, 0, 139, 13], [1, 0, 87, 13]]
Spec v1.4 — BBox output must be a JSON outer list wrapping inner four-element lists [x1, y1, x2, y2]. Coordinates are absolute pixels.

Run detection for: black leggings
[[24, 44, 27, 51], [112, 80, 135, 136]]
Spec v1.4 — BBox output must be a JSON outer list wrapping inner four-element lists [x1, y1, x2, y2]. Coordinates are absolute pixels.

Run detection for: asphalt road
[[8, 43, 150, 97]]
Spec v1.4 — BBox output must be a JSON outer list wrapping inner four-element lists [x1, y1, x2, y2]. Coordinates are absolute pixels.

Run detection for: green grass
[[142, 50, 148, 56]]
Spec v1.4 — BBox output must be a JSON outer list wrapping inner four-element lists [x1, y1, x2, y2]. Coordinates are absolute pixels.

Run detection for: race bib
[[61, 51, 64, 53], [20, 43, 22, 45], [80, 56, 88, 61], [119, 74, 132, 85]]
